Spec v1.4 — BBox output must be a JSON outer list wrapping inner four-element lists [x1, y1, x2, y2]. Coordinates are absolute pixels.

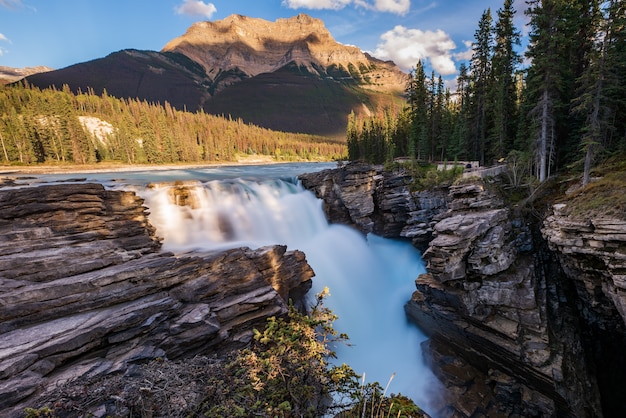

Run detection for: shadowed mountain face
[[23, 14, 408, 138], [25, 50, 213, 111]]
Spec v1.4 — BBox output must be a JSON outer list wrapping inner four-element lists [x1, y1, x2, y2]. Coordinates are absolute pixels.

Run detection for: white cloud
[[373, 25, 457, 75], [282, 0, 352, 10], [373, 0, 410, 15], [282, 0, 410, 15], [174, 0, 217, 19], [453, 40, 473, 62], [0, 33, 8, 42]]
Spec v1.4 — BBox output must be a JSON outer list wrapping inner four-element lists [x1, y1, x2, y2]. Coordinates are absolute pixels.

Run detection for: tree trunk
[[539, 88, 549, 182], [0, 132, 8, 163]]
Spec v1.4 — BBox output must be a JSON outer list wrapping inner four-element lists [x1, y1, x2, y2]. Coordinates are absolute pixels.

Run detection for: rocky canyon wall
[[299, 163, 626, 417], [0, 183, 314, 417]]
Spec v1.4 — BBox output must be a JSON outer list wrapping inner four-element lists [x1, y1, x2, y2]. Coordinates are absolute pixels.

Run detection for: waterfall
[[133, 173, 441, 414]]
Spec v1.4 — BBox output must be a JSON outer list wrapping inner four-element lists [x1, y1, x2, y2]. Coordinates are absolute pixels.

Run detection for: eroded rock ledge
[[0, 183, 313, 417], [299, 162, 448, 250], [300, 163, 626, 418]]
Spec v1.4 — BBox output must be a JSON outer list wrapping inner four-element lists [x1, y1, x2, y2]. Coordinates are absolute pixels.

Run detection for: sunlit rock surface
[[0, 183, 313, 416], [162, 14, 407, 94]]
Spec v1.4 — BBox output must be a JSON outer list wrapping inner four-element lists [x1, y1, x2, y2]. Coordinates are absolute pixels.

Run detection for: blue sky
[[0, 0, 528, 78]]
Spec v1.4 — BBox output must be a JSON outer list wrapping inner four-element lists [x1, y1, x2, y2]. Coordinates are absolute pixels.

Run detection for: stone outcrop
[[404, 180, 601, 417], [300, 163, 626, 417], [0, 183, 314, 417], [299, 163, 448, 250], [542, 203, 626, 416]]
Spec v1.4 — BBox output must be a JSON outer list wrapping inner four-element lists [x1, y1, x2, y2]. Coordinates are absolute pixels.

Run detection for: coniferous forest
[[348, 0, 625, 185], [0, 83, 346, 166]]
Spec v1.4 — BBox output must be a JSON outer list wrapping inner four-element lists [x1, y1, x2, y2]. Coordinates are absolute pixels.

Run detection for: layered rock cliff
[[542, 204, 626, 416], [299, 163, 448, 251], [300, 163, 626, 417], [0, 183, 313, 416], [162, 13, 407, 94]]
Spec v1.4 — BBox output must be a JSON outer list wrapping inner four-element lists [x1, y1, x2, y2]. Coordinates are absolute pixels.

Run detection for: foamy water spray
[[137, 177, 441, 414]]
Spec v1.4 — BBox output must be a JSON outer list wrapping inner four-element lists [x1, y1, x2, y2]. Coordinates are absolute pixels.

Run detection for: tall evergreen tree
[[574, 0, 626, 185], [406, 61, 429, 160], [604, 0, 626, 152], [525, 0, 566, 181], [489, 0, 521, 159], [449, 63, 470, 160], [572, 0, 607, 185], [524, 0, 600, 181], [469, 8, 494, 165]]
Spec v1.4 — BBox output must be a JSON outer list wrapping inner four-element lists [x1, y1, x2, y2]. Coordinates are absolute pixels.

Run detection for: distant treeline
[[0, 83, 346, 165], [348, 0, 626, 186]]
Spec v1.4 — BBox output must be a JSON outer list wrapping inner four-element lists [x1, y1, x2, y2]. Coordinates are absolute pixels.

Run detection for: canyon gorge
[[2, 162, 625, 417], [300, 163, 626, 417]]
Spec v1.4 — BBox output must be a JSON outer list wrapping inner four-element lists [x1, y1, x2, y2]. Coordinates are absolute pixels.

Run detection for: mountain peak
[[162, 13, 405, 92]]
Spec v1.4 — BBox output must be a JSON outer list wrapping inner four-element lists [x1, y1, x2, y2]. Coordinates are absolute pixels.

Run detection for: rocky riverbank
[[299, 162, 626, 417], [0, 182, 313, 417]]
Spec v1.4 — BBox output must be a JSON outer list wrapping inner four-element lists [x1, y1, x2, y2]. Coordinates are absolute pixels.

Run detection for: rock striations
[[300, 162, 626, 418], [0, 183, 313, 416], [542, 203, 626, 416]]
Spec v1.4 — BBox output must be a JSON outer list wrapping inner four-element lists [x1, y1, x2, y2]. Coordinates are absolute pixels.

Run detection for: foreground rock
[[301, 163, 626, 417], [0, 183, 313, 417]]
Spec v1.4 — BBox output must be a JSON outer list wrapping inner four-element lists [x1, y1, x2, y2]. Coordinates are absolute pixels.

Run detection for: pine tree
[[574, 0, 626, 185], [449, 63, 470, 160], [489, 0, 521, 160], [406, 61, 428, 160], [572, 0, 607, 186], [346, 111, 360, 160], [469, 8, 494, 165], [604, 0, 626, 153], [525, 0, 566, 181]]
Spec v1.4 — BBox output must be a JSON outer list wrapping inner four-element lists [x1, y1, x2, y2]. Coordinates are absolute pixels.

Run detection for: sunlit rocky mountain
[[0, 65, 53, 84], [22, 14, 408, 138]]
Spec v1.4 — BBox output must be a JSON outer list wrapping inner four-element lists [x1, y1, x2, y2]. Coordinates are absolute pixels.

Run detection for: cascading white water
[[134, 173, 441, 414]]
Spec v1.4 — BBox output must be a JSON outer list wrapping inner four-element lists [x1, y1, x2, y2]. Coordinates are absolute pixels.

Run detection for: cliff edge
[[300, 162, 626, 417]]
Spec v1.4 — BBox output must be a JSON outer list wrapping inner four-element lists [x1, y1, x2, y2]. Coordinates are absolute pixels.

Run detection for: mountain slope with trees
[[0, 83, 346, 166]]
